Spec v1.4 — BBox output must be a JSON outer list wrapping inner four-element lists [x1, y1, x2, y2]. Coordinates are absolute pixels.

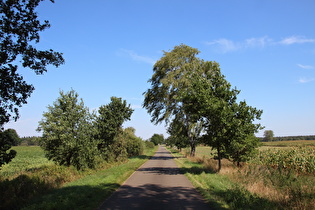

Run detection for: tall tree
[[38, 90, 99, 170], [96, 97, 133, 150], [149, 133, 164, 146], [0, 0, 64, 127], [143, 44, 204, 156], [185, 67, 263, 171], [263, 130, 274, 141]]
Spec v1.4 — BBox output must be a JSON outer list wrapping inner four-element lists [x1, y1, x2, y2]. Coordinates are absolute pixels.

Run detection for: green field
[[0, 145, 157, 209], [0, 146, 53, 178]]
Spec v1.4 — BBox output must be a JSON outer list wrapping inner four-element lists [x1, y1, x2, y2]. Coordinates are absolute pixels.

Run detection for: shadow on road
[[99, 184, 211, 210], [136, 165, 215, 176], [137, 167, 182, 175]]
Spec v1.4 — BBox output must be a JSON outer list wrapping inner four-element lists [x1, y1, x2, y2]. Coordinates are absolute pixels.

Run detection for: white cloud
[[245, 36, 272, 48], [117, 49, 156, 65], [298, 77, 315, 83], [297, 64, 314, 70], [206, 35, 315, 53], [206, 36, 272, 53], [280, 36, 315, 45], [205, 39, 240, 53]]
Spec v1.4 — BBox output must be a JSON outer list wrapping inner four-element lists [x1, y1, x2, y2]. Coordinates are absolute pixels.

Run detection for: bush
[[120, 127, 144, 157], [145, 141, 155, 149], [126, 136, 144, 157]]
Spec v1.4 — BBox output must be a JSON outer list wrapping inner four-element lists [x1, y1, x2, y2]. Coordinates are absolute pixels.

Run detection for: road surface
[[99, 145, 210, 210]]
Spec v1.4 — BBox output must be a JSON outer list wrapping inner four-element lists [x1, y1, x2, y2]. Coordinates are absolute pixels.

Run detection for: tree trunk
[[217, 148, 222, 172], [190, 140, 196, 157]]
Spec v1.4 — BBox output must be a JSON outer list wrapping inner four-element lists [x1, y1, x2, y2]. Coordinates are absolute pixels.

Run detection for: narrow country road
[[98, 145, 210, 210]]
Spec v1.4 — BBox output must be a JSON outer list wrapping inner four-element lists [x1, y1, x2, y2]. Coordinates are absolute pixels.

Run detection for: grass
[[169, 148, 277, 209], [0, 146, 54, 178], [0, 146, 157, 210], [169, 144, 315, 209]]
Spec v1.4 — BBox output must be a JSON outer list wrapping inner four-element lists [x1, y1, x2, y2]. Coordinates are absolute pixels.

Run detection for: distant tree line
[[260, 130, 315, 142]]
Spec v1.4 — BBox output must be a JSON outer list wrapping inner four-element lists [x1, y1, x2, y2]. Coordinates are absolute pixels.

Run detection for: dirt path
[[98, 145, 210, 210]]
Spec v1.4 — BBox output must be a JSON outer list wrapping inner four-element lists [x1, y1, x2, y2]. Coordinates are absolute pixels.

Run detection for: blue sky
[[4, 0, 315, 139]]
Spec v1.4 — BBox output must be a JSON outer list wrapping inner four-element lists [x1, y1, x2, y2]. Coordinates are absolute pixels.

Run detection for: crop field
[[176, 141, 315, 209], [0, 146, 53, 178], [261, 140, 315, 147], [253, 146, 315, 174]]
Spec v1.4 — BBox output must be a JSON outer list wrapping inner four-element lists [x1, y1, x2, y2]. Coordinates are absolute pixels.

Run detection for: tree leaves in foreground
[[0, 0, 65, 127], [38, 90, 99, 170], [0, 129, 17, 168]]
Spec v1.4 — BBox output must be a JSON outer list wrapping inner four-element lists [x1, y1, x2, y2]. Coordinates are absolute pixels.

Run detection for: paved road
[[99, 145, 210, 210]]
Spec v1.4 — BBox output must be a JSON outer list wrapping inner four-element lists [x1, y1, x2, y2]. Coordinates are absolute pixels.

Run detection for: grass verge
[[0, 146, 157, 210], [168, 148, 280, 210]]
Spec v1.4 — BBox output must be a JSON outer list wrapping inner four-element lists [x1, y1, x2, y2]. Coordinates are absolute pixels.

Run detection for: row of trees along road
[[37, 90, 143, 170], [143, 44, 263, 171]]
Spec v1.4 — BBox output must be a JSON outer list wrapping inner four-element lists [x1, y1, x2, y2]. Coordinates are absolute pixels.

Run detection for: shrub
[[145, 141, 155, 149]]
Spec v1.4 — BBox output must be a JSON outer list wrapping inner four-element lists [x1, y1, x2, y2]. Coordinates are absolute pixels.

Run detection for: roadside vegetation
[[0, 145, 157, 209], [168, 141, 315, 209]]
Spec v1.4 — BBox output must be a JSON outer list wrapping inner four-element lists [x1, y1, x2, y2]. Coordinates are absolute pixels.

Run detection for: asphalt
[[98, 145, 210, 210]]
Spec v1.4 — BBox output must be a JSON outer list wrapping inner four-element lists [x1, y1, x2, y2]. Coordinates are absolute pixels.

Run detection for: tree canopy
[[144, 44, 263, 170], [143, 44, 205, 156], [0, 0, 64, 127], [96, 97, 133, 149], [149, 133, 164, 146], [38, 90, 99, 170]]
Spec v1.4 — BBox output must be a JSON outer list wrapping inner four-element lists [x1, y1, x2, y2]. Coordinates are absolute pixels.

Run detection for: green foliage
[[0, 145, 157, 210], [123, 127, 144, 157], [0, 0, 64, 126], [144, 141, 155, 149], [228, 135, 260, 166], [96, 97, 133, 149], [143, 44, 205, 156], [182, 60, 263, 170], [0, 130, 17, 168], [1, 128, 20, 146], [149, 133, 164, 145], [166, 119, 189, 150], [38, 90, 100, 170], [261, 135, 315, 142], [144, 44, 263, 161], [100, 127, 144, 162], [263, 130, 274, 141], [20, 136, 42, 146]]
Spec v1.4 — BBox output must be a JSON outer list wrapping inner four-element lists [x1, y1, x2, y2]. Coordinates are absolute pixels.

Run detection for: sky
[[4, 0, 315, 140]]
